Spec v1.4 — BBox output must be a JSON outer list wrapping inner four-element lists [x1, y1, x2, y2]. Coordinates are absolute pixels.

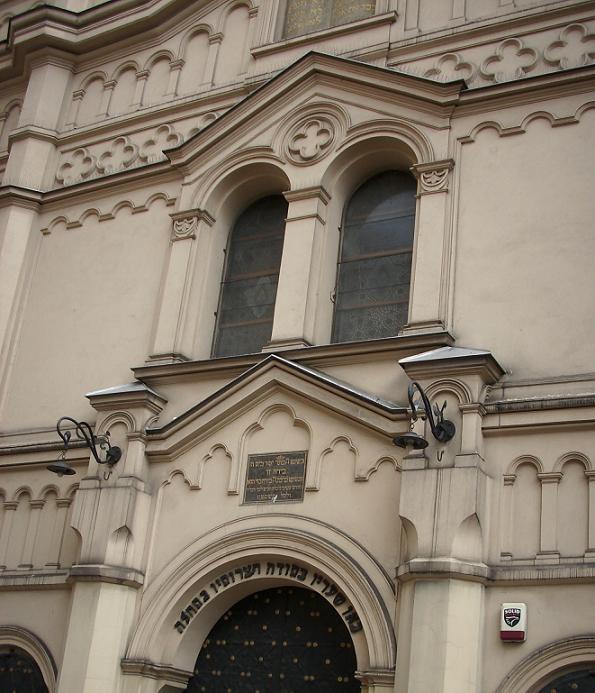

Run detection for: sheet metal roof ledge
[[86, 381, 167, 413], [399, 346, 505, 385]]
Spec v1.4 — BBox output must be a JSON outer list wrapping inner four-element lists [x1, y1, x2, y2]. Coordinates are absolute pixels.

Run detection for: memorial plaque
[[243, 450, 307, 504]]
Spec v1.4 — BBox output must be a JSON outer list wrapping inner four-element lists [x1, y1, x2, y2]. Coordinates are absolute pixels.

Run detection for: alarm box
[[500, 603, 527, 642]]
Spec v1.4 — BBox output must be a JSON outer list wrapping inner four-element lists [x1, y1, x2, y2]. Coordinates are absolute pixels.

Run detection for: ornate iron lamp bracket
[[49, 416, 122, 479], [407, 381, 456, 444]]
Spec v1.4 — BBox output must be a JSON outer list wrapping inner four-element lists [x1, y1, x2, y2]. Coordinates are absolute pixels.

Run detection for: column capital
[[410, 158, 454, 195], [537, 472, 563, 484], [169, 208, 215, 242]]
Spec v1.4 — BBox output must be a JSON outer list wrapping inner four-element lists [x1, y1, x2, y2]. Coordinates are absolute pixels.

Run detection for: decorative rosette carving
[[97, 136, 138, 174], [544, 23, 595, 70], [55, 147, 97, 186], [424, 52, 475, 83], [480, 38, 538, 83], [286, 117, 335, 165]]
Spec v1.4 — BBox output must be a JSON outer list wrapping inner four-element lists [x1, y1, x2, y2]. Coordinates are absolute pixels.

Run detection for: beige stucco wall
[[0, 1, 594, 692]]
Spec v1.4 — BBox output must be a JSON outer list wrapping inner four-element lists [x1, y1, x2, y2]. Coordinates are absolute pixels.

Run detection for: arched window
[[213, 195, 287, 358], [0, 647, 48, 692], [332, 170, 416, 343], [283, 0, 375, 38]]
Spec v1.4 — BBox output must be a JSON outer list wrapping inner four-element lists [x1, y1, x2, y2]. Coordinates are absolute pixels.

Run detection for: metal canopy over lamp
[[393, 380, 456, 450], [47, 416, 122, 478]]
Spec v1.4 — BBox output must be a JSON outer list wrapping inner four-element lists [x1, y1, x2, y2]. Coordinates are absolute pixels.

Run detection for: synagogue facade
[[0, 0, 594, 691]]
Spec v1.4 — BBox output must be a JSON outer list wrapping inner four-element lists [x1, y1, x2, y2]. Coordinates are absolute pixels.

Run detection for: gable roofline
[[145, 354, 407, 437], [165, 51, 465, 169]]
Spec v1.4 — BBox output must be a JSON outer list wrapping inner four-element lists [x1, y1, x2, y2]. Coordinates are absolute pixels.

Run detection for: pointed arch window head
[[213, 195, 287, 358], [332, 170, 417, 344]]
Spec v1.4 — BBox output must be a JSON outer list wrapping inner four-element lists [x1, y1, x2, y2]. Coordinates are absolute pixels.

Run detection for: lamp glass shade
[[47, 459, 76, 476], [392, 431, 429, 449]]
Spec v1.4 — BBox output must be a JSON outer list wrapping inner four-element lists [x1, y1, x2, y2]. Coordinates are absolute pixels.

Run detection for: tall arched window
[[332, 170, 417, 343], [213, 195, 287, 358]]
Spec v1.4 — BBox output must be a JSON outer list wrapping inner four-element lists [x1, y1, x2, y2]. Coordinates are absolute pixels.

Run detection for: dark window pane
[[332, 171, 416, 343], [283, 0, 374, 38], [213, 196, 287, 357]]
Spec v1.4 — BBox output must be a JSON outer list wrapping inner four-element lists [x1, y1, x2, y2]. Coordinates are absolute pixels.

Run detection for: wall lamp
[[47, 416, 122, 479], [393, 381, 456, 450]]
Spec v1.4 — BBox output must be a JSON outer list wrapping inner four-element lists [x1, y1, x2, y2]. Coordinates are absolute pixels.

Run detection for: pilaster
[[402, 159, 454, 335], [266, 186, 330, 350], [58, 383, 166, 693], [148, 208, 214, 363]]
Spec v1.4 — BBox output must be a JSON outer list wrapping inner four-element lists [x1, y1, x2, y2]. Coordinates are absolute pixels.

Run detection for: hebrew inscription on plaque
[[243, 450, 307, 504]]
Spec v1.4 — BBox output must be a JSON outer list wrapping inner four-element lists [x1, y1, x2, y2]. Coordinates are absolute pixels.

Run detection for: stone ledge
[[398, 558, 595, 584], [120, 659, 192, 684], [68, 564, 144, 588]]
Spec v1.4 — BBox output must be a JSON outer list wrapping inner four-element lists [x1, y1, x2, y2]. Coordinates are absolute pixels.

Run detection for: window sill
[[133, 329, 454, 382], [251, 11, 398, 60]]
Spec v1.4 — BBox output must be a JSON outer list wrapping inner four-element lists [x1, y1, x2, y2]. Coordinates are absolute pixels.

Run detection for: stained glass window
[[332, 170, 417, 343], [283, 0, 375, 38], [212, 195, 287, 358]]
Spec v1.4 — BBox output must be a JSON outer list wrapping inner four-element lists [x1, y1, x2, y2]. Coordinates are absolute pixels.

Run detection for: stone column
[[585, 470, 595, 560], [166, 59, 185, 97], [537, 472, 562, 561], [131, 70, 149, 109], [0, 53, 73, 419], [64, 88, 85, 128], [397, 575, 484, 693], [19, 499, 43, 569], [98, 79, 116, 118], [148, 209, 214, 363], [266, 186, 330, 350], [402, 159, 454, 335], [47, 498, 71, 568], [0, 501, 17, 570], [500, 474, 516, 560], [58, 387, 165, 693], [204, 34, 223, 87], [57, 580, 138, 693]]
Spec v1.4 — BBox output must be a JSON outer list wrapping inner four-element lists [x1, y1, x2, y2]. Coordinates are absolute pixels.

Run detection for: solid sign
[[500, 603, 527, 641]]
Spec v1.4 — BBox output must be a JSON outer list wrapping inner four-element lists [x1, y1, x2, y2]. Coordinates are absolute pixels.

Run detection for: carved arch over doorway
[[124, 515, 396, 691], [496, 635, 595, 693]]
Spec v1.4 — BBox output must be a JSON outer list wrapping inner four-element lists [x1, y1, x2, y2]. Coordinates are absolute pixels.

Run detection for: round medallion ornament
[[286, 117, 336, 165]]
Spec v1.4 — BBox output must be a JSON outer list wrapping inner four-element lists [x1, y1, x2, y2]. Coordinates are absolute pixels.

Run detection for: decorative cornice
[[133, 331, 455, 383], [0, 185, 43, 211], [68, 564, 144, 588], [8, 124, 59, 145], [120, 659, 192, 684], [537, 472, 563, 484], [399, 346, 505, 384], [355, 668, 395, 685], [398, 558, 595, 585], [283, 185, 330, 204]]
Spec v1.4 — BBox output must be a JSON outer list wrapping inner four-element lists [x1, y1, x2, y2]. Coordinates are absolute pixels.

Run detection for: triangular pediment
[[167, 51, 464, 174], [144, 355, 407, 461]]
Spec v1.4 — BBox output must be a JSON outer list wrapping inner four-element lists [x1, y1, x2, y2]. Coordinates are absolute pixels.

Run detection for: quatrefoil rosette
[[285, 116, 337, 166]]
